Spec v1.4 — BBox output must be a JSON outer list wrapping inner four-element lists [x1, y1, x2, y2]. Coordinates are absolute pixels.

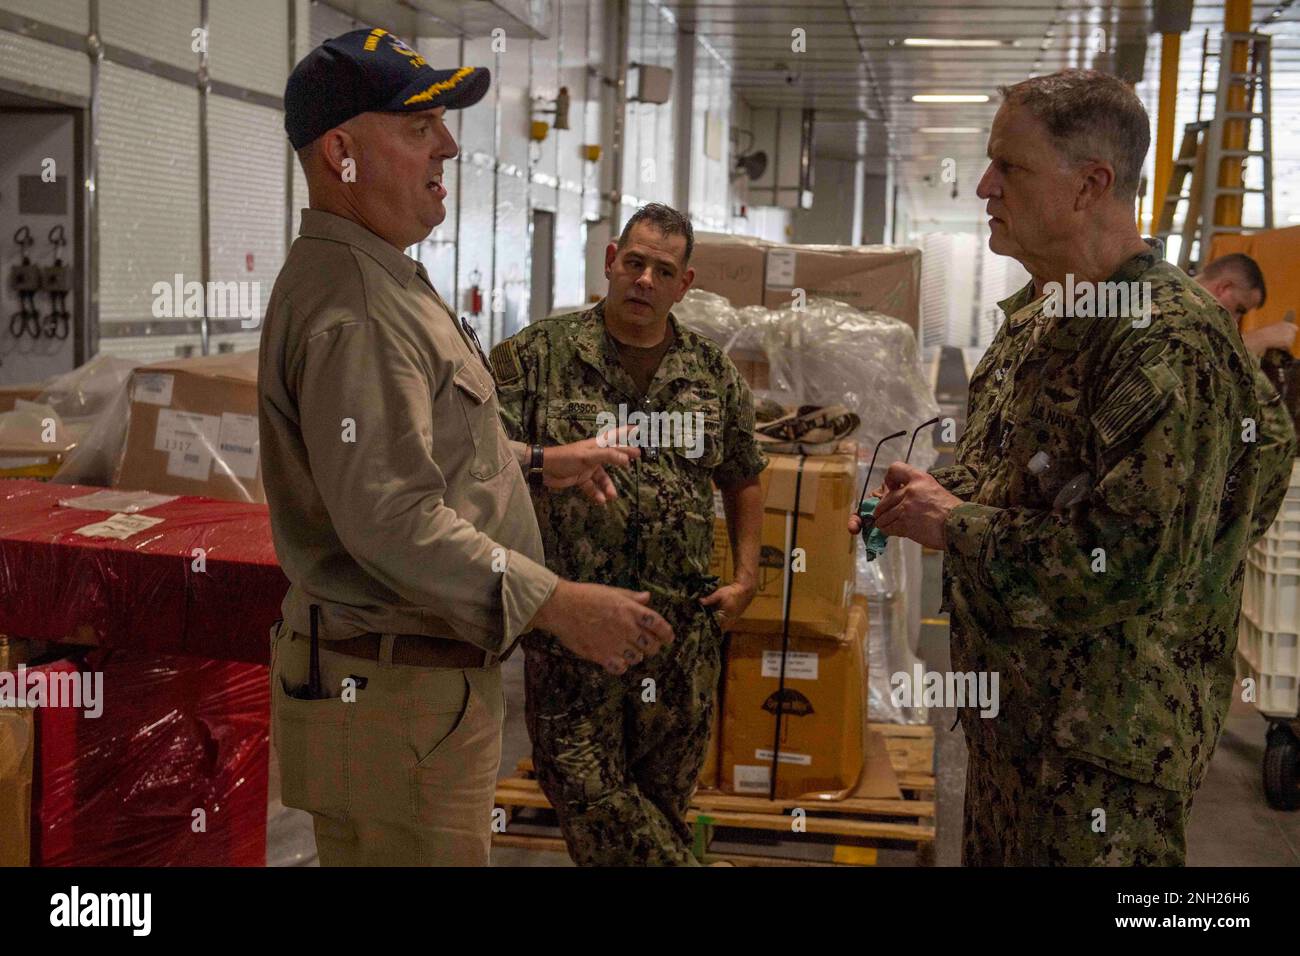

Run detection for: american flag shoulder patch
[[1091, 357, 1180, 450], [489, 339, 524, 385]]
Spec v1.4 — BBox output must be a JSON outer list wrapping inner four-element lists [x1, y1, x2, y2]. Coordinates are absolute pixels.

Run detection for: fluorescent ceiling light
[[918, 126, 984, 134], [903, 38, 1007, 48], [912, 94, 991, 103]]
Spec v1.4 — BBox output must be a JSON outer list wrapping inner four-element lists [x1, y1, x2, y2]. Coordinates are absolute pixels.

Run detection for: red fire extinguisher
[[468, 269, 483, 316]]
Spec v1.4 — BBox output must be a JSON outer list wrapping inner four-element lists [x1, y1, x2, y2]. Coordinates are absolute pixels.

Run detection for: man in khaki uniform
[[261, 28, 674, 867]]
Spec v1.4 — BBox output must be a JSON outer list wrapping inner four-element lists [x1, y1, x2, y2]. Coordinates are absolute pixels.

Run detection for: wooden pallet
[[494, 722, 936, 866]]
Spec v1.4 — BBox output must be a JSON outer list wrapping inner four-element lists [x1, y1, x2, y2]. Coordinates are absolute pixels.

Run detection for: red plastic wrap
[[0, 480, 287, 664], [25, 651, 269, 866]]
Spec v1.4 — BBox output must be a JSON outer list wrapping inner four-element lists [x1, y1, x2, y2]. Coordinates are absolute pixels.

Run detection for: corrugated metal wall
[[0, 0, 810, 374], [96, 61, 203, 363], [0, 24, 90, 101]]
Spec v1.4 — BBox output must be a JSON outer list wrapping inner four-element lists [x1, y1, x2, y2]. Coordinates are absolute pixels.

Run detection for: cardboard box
[[0, 638, 31, 673], [761, 245, 921, 333], [0, 385, 44, 414], [0, 400, 78, 479], [711, 449, 857, 638], [113, 351, 263, 503], [690, 233, 921, 334], [699, 697, 721, 791], [720, 601, 868, 799], [0, 707, 34, 867], [690, 232, 769, 308]]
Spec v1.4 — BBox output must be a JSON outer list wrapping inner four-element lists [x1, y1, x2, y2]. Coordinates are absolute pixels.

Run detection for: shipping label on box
[[761, 649, 818, 680], [132, 373, 175, 406]]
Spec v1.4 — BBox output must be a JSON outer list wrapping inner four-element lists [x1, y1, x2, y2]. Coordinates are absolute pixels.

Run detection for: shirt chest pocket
[[663, 397, 723, 470], [1004, 395, 1090, 509], [453, 362, 508, 480], [542, 399, 602, 444]]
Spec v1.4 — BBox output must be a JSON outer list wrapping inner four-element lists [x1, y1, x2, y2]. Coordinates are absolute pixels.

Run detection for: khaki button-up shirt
[[258, 209, 557, 655]]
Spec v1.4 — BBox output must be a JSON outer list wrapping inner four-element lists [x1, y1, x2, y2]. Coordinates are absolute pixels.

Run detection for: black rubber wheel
[[1263, 725, 1300, 811]]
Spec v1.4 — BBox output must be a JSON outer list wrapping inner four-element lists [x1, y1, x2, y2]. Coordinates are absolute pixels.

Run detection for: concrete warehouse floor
[[266, 547, 1300, 867]]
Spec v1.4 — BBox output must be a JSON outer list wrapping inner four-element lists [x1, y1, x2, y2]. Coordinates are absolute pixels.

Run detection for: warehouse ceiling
[[315, 0, 1300, 232], [664, 0, 1300, 228]]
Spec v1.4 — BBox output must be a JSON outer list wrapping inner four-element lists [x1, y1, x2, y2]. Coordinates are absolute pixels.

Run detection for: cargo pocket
[[272, 675, 351, 818], [454, 361, 508, 479]]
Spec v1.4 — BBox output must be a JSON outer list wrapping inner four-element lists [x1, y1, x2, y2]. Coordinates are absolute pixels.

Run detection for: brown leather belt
[[295, 631, 490, 669]]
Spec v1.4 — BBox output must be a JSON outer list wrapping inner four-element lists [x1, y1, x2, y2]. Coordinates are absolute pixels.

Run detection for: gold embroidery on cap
[[363, 28, 388, 51], [404, 66, 475, 105]]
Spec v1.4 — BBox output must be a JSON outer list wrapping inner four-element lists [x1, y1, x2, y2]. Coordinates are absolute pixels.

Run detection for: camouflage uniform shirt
[[491, 299, 768, 642], [933, 245, 1262, 795]]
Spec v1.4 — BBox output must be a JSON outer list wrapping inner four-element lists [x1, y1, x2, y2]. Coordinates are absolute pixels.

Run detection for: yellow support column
[[1150, 32, 1181, 235], [1216, 0, 1252, 234]]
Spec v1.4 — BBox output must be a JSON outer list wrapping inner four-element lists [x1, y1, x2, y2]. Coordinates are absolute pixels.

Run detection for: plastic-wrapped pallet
[[674, 290, 941, 470]]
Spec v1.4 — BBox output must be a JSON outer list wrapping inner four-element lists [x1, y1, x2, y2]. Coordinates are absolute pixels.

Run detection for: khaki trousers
[[269, 621, 503, 866]]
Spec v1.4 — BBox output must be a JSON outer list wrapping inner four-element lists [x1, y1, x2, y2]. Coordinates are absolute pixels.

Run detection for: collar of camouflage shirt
[[574, 299, 703, 402], [994, 239, 1164, 347]]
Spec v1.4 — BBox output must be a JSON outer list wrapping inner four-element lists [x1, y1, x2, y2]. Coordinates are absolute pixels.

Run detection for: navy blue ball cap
[[284, 27, 490, 149]]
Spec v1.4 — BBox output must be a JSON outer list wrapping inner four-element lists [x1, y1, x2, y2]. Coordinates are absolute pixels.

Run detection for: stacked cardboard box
[[0, 385, 44, 414], [708, 443, 869, 799], [691, 232, 921, 334], [720, 601, 868, 799], [710, 448, 857, 638], [112, 351, 263, 502], [0, 706, 34, 866]]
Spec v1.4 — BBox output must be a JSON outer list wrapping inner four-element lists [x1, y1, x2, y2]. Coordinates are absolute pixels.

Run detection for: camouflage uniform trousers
[[961, 735, 1190, 867], [524, 606, 722, 866]]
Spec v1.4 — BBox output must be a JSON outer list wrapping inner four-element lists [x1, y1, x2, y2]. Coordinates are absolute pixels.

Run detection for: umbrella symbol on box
[[762, 688, 814, 717]]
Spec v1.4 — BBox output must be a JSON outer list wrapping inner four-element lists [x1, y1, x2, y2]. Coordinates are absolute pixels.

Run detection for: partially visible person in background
[[1196, 252, 1295, 357], [1195, 253, 1297, 543]]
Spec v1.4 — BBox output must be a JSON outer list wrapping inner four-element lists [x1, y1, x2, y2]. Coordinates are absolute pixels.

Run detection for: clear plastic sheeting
[[674, 289, 942, 472], [0, 356, 139, 468], [33, 353, 139, 429], [47, 356, 140, 488], [0, 479, 285, 665], [858, 529, 928, 725]]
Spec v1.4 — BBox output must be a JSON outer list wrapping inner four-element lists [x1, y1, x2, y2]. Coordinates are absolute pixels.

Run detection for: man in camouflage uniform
[[858, 71, 1264, 865], [491, 203, 767, 865], [1195, 254, 1297, 542]]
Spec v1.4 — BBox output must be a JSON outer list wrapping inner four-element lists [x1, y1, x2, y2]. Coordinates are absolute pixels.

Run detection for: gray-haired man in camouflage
[[853, 71, 1277, 865], [492, 204, 767, 865]]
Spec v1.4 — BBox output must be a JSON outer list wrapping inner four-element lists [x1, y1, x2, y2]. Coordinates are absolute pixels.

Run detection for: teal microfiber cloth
[[859, 497, 889, 561]]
